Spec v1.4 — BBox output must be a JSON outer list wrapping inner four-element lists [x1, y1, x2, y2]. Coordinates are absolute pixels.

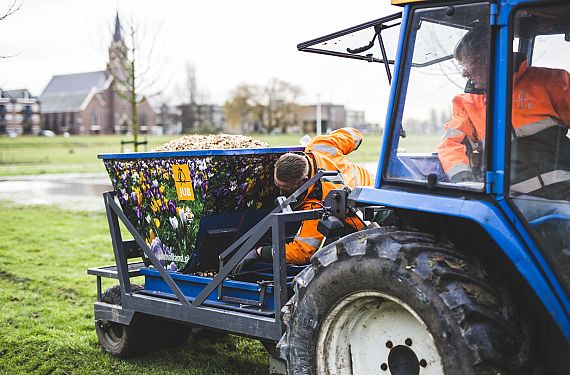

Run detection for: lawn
[[0, 201, 268, 374], [0, 132, 444, 177], [0, 133, 384, 176]]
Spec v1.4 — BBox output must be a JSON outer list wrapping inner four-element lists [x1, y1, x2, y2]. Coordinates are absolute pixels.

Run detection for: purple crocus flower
[[150, 237, 164, 259], [134, 206, 143, 220], [236, 195, 245, 207], [168, 200, 177, 214]]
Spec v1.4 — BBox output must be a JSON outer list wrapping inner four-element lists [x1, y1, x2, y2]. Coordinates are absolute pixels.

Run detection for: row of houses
[[1, 14, 376, 137]]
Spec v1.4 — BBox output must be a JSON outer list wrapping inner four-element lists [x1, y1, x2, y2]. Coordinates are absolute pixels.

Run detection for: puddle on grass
[[0, 173, 113, 212]]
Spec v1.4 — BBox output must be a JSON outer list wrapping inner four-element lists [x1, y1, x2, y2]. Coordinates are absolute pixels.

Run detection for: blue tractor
[[91, 0, 570, 373], [281, 0, 570, 373]]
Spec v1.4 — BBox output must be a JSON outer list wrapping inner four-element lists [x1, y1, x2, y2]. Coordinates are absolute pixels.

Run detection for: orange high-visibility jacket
[[285, 127, 373, 264], [438, 61, 570, 181]]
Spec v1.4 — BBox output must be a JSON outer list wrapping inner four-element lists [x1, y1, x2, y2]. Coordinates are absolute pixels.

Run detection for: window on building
[[44, 113, 50, 130], [0, 105, 6, 121], [91, 111, 99, 126], [140, 112, 148, 127], [56, 113, 63, 129], [23, 105, 32, 121]]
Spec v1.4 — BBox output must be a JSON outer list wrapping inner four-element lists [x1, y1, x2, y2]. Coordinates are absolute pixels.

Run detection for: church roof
[[40, 71, 110, 113]]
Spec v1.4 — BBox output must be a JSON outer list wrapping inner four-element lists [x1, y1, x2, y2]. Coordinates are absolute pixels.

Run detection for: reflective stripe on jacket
[[438, 61, 570, 185], [284, 127, 373, 264]]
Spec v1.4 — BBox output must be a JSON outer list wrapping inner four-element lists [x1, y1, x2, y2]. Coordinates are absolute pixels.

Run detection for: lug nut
[[405, 338, 413, 346], [420, 359, 428, 367], [385, 340, 393, 348], [380, 363, 388, 371]]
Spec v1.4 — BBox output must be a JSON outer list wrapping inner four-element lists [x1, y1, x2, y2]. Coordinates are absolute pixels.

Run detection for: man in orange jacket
[[438, 27, 570, 196], [273, 127, 373, 264], [237, 127, 373, 268]]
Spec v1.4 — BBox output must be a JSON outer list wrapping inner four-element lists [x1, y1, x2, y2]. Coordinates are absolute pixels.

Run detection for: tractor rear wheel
[[279, 229, 532, 374]]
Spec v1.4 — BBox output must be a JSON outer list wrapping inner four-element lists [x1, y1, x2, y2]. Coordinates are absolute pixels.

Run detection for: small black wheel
[[278, 229, 532, 374], [95, 285, 155, 357]]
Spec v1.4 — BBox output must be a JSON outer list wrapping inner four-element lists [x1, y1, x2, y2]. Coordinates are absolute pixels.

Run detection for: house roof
[[1, 88, 38, 100], [40, 71, 110, 113], [2, 89, 37, 99]]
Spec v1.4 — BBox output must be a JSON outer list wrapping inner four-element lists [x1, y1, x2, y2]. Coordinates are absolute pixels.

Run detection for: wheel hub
[[315, 291, 444, 374], [388, 345, 419, 375]]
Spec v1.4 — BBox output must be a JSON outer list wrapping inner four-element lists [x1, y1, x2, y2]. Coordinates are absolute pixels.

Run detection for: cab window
[[386, 2, 489, 191], [508, 3, 570, 291]]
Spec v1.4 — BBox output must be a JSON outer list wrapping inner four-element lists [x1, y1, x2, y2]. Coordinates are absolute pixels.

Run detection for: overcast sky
[[0, 0, 400, 123]]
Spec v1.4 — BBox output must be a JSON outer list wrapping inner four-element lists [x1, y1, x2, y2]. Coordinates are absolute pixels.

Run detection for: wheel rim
[[98, 321, 126, 346], [316, 291, 444, 374]]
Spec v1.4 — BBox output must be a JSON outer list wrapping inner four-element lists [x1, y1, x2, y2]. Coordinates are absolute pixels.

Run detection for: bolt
[[385, 341, 393, 348], [420, 359, 428, 367], [381, 363, 388, 371], [405, 338, 413, 346]]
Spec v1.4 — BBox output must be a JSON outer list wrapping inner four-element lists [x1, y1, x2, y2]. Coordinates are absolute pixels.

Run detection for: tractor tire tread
[[279, 228, 531, 375]]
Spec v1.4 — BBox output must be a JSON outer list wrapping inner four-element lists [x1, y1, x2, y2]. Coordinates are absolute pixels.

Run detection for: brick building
[[39, 14, 156, 135], [0, 89, 41, 136]]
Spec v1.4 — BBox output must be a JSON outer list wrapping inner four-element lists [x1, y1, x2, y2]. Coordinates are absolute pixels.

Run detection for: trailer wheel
[[95, 285, 154, 357], [279, 229, 531, 374]]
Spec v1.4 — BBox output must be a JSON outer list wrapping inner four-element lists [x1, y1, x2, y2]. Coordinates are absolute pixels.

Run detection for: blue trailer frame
[[88, 169, 340, 342]]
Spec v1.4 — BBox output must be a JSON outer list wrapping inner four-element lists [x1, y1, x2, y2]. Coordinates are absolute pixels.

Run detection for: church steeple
[[107, 11, 127, 84], [113, 12, 122, 43]]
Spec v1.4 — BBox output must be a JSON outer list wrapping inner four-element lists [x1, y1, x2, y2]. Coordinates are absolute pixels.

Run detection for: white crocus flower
[[169, 216, 179, 230]]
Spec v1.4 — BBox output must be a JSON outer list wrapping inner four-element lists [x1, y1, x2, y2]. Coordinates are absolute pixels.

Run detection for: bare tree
[[0, 0, 21, 22], [175, 62, 214, 133], [107, 13, 164, 151], [1, 0, 23, 58]]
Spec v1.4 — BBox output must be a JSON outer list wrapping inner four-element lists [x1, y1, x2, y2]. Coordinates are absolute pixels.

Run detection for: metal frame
[[89, 170, 338, 342]]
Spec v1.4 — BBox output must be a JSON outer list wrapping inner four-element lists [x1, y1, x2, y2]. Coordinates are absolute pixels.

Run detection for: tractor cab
[[299, 0, 570, 296]]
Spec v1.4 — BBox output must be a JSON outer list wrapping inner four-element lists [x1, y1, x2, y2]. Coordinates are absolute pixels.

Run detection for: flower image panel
[[102, 151, 287, 273]]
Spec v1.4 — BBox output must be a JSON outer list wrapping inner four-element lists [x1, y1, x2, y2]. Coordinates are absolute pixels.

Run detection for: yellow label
[[172, 164, 195, 201], [391, 0, 428, 5]]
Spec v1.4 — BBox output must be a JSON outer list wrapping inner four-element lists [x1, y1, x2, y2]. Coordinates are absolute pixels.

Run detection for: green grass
[[0, 201, 268, 374], [0, 133, 384, 176], [0, 132, 443, 176]]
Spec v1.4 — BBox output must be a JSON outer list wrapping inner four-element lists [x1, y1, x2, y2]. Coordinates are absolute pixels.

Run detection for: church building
[[39, 14, 156, 135]]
